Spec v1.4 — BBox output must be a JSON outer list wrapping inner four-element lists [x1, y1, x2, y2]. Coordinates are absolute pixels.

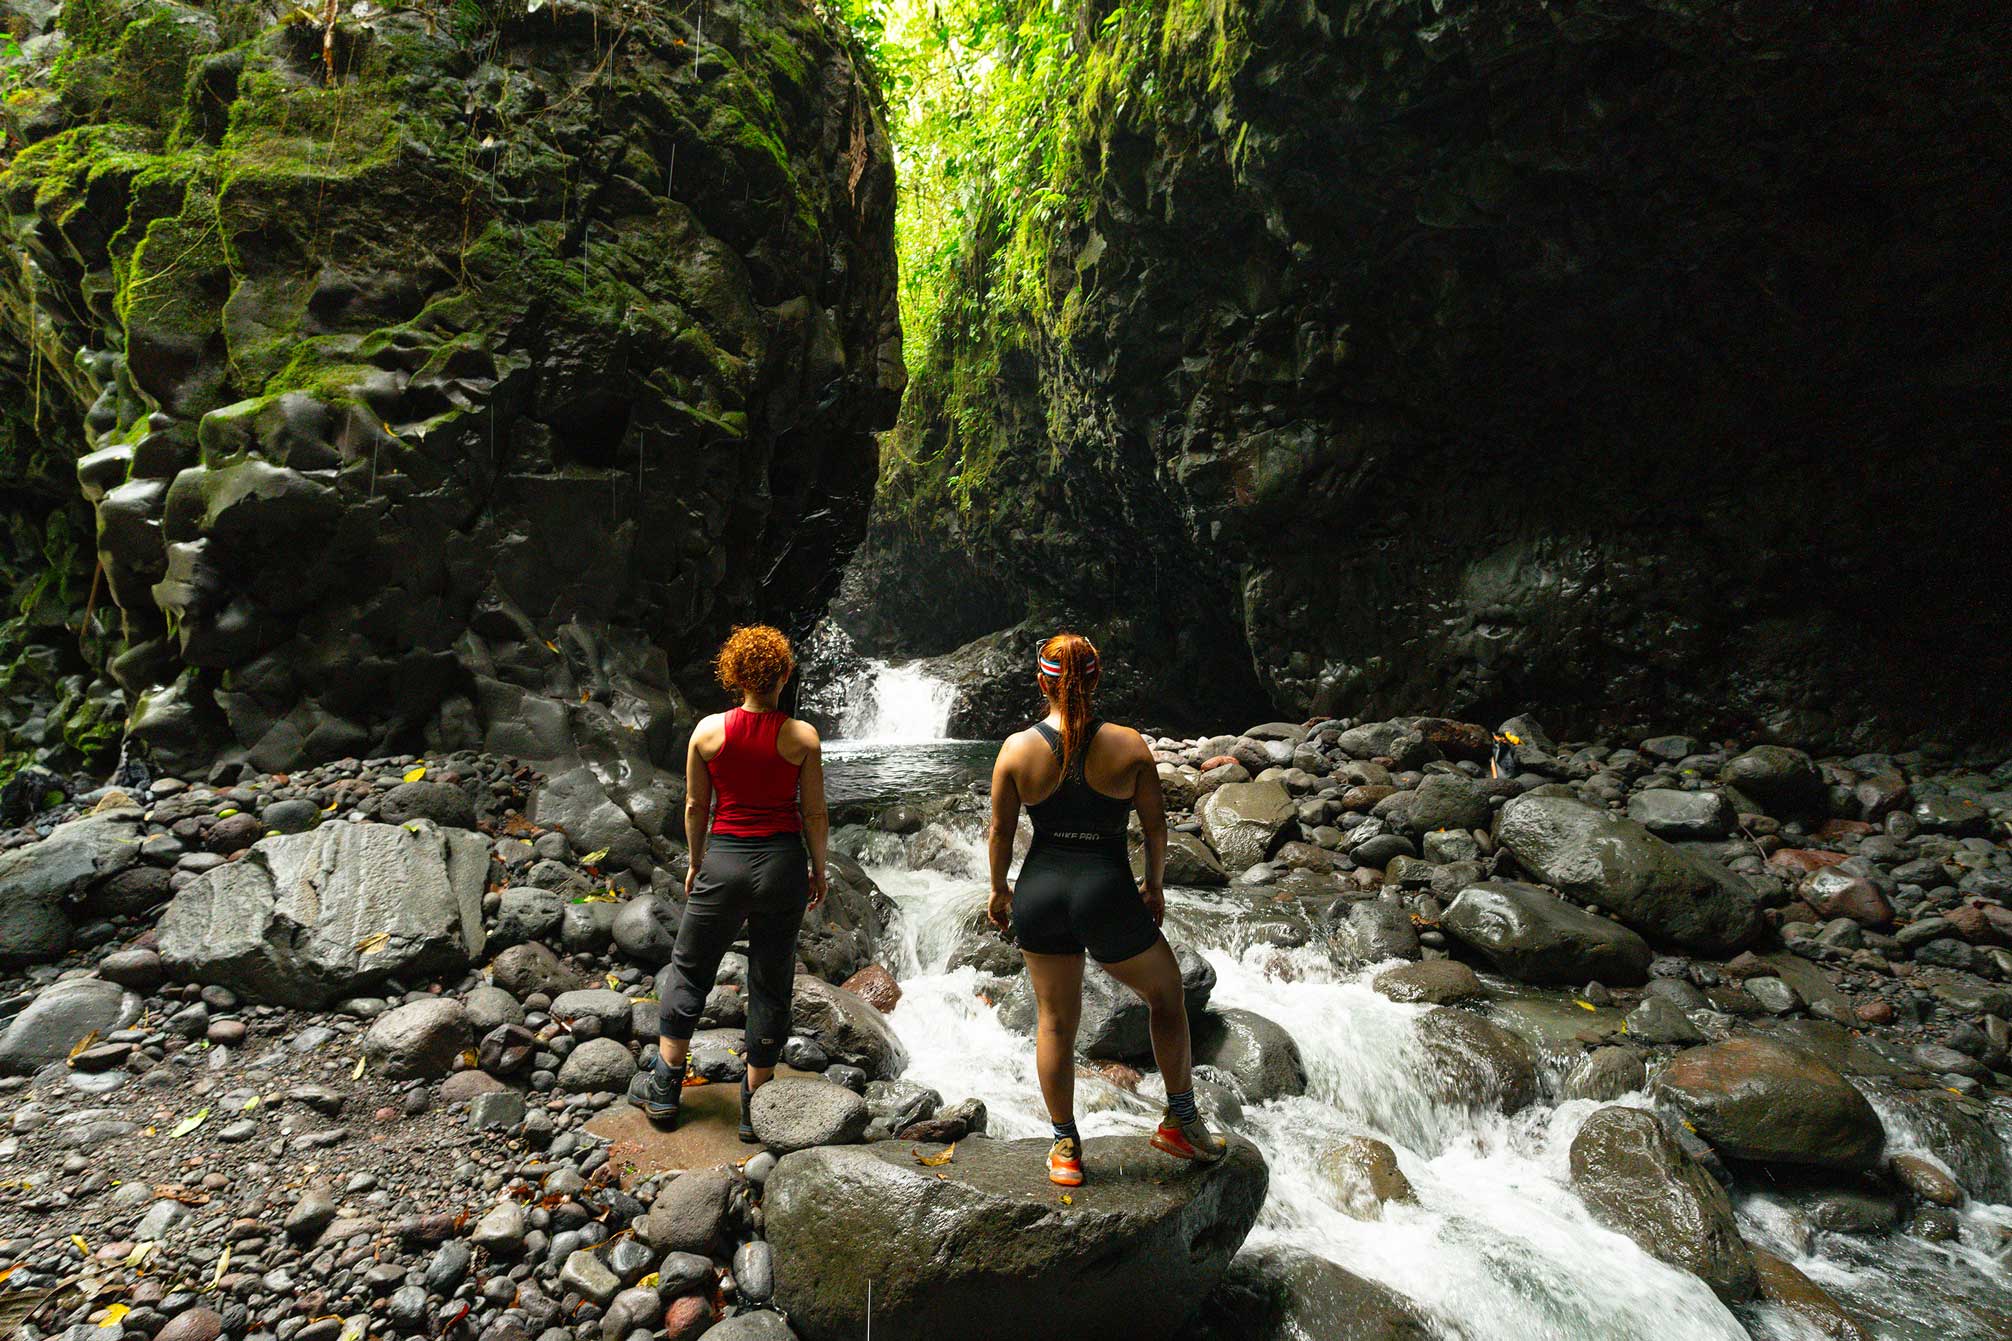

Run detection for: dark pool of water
[[824, 739, 994, 810]]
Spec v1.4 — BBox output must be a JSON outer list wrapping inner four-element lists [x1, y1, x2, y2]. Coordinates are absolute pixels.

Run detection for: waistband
[[1028, 827, 1128, 853], [706, 831, 807, 850]]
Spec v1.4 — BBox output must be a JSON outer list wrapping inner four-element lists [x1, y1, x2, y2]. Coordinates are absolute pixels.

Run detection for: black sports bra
[[1027, 721, 1130, 845]]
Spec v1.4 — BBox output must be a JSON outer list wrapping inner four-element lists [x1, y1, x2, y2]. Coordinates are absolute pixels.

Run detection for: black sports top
[[1027, 721, 1130, 846]]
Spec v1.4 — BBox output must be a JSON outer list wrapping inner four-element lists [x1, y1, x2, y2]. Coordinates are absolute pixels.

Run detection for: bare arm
[[1131, 737, 1169, 924], [683, 722, 714, 895], [797, 726, 829, 908], [986, 738, 1023, 934]]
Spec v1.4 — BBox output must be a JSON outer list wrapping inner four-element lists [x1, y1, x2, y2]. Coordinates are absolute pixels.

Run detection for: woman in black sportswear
[[986, 631, 1228, 1186]]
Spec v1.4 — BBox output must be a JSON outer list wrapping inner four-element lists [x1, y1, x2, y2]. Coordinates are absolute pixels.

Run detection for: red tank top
[[707, 708, 803, 836]]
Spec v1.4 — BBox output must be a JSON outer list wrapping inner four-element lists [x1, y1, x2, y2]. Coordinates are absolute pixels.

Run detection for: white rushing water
[[834, 660, 956, 743], [857, 821, 2012, 1341]]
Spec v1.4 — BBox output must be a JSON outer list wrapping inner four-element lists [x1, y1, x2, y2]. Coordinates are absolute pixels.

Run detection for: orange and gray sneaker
[[1151, 1110, 1229, 1163], [1047, 1135, 1084, 1187]]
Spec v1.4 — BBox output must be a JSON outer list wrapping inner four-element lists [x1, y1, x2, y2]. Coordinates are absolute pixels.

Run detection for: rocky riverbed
[[3, 713, 2010, 1340]]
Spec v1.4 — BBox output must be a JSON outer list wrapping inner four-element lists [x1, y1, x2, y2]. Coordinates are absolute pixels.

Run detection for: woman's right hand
[[987, 884, 1013, 936], [1140, 879, 1165, 926], [684, 859, 699, 897]]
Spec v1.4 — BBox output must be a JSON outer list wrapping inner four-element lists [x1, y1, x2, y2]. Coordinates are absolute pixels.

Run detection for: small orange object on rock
[[842, 964, 902, 1013], [1767, 848, 1849, 876]]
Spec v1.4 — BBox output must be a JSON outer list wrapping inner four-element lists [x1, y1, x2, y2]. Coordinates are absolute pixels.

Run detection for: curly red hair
[[714, 624, 794, 697]]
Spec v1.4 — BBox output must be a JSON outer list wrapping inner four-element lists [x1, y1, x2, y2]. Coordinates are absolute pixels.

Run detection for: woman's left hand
[[808, 867, 828, 908]]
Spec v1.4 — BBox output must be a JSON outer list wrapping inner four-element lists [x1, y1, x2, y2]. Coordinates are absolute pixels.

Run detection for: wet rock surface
[[765, 1134, 1268, 1341], [4, 701, 2012, 1336]]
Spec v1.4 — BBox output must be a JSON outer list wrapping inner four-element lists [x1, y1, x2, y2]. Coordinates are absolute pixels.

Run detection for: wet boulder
[[1496, 795, 1760, 954], [0, 811, 145, 968], [1750, 1249, 1872, 1341], [488, 941, 585, 998], [158, 821, 489, 1007], [766, 1134, 1268, 1341], [1626, 789, 1735, 840], [0, 977, 143, 1075], [1372, 959, 1485, 1005], [1561, 1047, 1648, 1102], [1441, 879, 1653, 986], [1154, 831, 1230, 887], [1192, 1008, 1307, 1102], [1200, 781, 1296, 870], [1333, 898, 1422, 964], [610, 894, 683, 966], [1718, 746, 1824, 818], [750, 1077, 871, 1154], [1654, 1037, 1884, 1172], [1414, 1008, 1538, 1115], [790, 975, 908, 1080], [1195, 1246, 1434, 1341], [1568, 1106, 1757, 1303], [363, 998, 472, 1080], [1316, 1137, 1417, 1221], [1372, 773, 1489, 837]]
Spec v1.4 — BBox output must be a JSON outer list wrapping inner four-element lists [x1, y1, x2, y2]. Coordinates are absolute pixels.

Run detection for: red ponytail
[[1037, 632, 1101, 776]]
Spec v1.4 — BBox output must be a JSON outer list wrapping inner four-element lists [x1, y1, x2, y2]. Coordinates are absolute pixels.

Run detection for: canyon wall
[[858, 0, 2012, 747], [0, 0, 901, 852]]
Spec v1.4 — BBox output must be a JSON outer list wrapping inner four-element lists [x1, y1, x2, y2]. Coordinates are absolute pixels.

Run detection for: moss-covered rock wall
[[862, 0, 2012, 748], [0, 0, 901, 855]]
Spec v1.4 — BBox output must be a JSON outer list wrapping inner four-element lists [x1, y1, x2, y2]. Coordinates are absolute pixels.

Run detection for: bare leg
[[1099, 936, 1192, 1095], [747, 1063, 775, 1092], [1022, 950, 1085, 1125], [658, 1035, 689, 1072]]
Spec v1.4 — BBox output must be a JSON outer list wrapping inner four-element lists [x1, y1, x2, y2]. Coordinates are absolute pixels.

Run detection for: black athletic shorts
[[1010, 836, 1161, 964]]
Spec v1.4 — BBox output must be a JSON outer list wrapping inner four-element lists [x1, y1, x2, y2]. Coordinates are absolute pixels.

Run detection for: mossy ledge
[[0, 0, 902, 858]]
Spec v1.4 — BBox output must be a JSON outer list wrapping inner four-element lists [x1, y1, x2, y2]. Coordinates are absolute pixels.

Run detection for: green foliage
[[838, 0, 1187, 512]]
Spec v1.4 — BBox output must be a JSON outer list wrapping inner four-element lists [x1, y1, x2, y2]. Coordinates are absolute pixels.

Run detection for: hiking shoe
[[738, 1077, 759, 1144], [641, 1054, 682, 1129], [1150, 1111, 1228, 1163], [1047, 1136, 1084, 1187]]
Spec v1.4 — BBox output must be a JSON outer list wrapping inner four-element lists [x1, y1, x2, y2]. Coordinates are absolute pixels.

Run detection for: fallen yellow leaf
[[242, 1095, 260, 1112], [168, 1108, 209, 1138], [912, 1143, 956, 1167], [354, 931, 389, 954], [1573, 1000, 1595, 1012], [403, 766, 427, 782], [1060, 1193, 1072, 1205], [99, 1304, 129, 1328], [581, 848, 609, 867], [68, 1030, 99, 1063], [636, 1273, 658, 1290], [352, 1055, 367, 1080], [0, 1265, 15, 1287], [210, 1245, 231, 1290], [71, 1234, 88, 1254], [125, 1241, 158, 1270]]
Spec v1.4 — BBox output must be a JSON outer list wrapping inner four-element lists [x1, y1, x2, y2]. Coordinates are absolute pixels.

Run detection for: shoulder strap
[[1031, 721, 1064, 764]]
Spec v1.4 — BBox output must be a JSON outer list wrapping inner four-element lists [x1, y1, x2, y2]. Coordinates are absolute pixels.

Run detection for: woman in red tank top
[[642, 625, 829, 1138]]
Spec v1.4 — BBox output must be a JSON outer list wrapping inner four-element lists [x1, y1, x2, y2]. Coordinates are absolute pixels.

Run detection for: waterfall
[[837, 659, 956, 742]]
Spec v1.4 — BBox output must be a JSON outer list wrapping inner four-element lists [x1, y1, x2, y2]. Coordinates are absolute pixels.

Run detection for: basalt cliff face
[[857, 0, 2012, 747], [0, 0, 900, 851]]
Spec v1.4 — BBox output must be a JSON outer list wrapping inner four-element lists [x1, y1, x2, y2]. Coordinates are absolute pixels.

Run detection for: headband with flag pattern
[[1037, 652, 1097, 676]]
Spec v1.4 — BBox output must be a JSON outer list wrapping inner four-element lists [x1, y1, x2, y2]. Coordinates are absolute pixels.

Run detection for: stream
[[818, 667, 2012, 1341]]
